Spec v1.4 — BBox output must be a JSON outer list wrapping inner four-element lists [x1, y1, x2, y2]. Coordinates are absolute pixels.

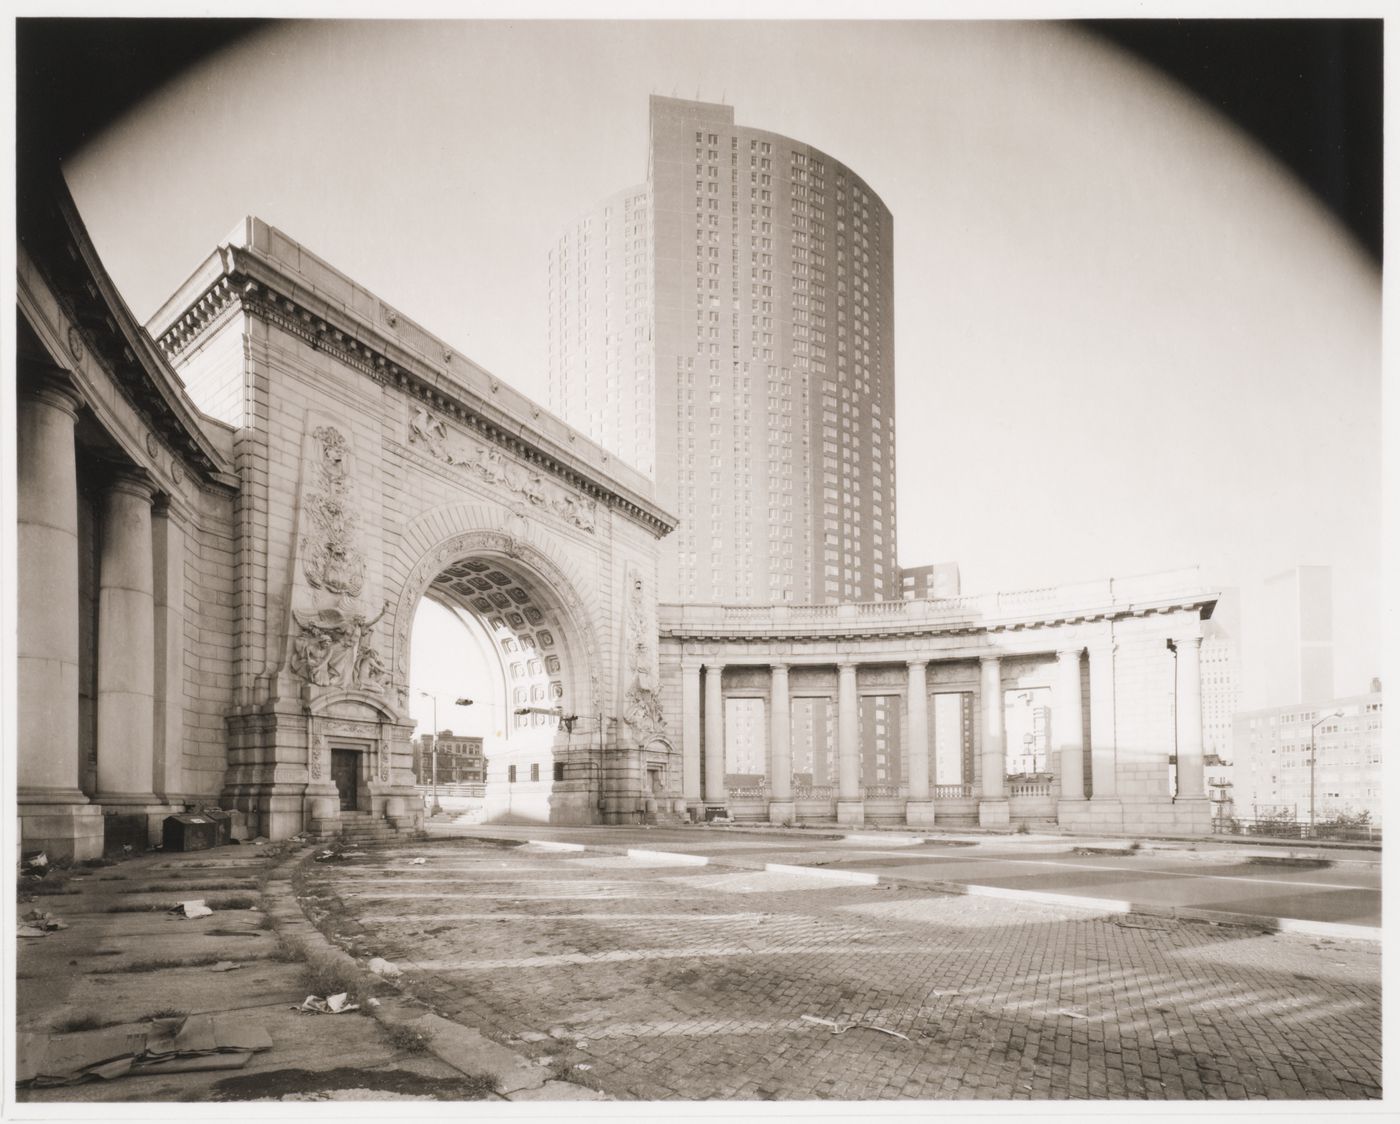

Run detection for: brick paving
[[300, 838, 1381, 1102]]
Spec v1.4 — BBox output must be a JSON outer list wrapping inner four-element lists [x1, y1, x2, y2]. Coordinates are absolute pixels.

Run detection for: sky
[[61, 19, 1382, 711]]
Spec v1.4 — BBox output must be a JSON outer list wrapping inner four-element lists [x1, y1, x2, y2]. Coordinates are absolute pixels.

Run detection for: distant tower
[[1261, 566, 1334, 706], [548, 96, 898, 605]]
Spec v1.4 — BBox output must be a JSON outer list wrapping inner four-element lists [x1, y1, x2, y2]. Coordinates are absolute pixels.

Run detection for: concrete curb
[[267, 844, 609, 1101], [627, 848, 708, 866], [762, 862, 880, 886], [422, 828, 1377, 940]]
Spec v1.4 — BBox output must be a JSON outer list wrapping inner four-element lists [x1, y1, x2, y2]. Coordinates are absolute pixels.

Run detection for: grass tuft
[[140, 1006, 188, 1020], [297, 953, 367, 1005], [52, 1012, 109, 1034], [382, 1021, 435, 1053]]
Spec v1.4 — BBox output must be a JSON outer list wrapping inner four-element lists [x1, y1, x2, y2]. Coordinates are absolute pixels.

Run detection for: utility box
[[199, 808, 233, 846], [162, 814, 218, 853]]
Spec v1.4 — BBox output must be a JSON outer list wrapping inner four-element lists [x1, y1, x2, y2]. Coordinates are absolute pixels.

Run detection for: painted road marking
[[763, 863, 879, 886], [627, 849, 709, 866]]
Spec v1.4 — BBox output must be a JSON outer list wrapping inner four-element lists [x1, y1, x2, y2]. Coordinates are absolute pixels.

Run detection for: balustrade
[[933, 783, 973, 799], [794, 784, 834, 800]]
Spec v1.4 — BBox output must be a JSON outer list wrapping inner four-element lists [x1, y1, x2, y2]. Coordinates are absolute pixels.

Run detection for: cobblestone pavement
[[300, 837, 1381, 1102]]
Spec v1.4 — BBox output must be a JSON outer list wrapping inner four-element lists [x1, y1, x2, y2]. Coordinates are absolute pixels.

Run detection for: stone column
[[978, 655, 1009, 827], [1087, 641, 1121, 815], [681, 659, 703, 818], [1174, 634, 1208, 803], [1056, 646, 1087, 827], [768, 663, 794, 824], [17, 372, 102, 860], [836, 660, 863, 825], [905, 659, 935, 827], [96, 467, 162, 830], [703, 663, 726, 807], [152, 497, 186, 804]]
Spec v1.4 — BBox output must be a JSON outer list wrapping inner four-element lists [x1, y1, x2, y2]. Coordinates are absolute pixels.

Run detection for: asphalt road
[[436, 824, 1381, 929]]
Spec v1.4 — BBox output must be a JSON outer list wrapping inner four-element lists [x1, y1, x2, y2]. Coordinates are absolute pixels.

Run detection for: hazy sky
[[64, 20, 1382, 709]]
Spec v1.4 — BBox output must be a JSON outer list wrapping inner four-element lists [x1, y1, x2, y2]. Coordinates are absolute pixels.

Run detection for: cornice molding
[[155, 248, 676, 540]]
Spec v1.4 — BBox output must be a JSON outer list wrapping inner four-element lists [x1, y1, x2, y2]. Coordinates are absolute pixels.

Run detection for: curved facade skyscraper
[[549, 96, 896, 604]]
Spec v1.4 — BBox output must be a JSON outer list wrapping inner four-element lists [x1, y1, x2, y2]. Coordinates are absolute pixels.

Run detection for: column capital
[[837, 659, 859, 673], [703, 661, 726, 674], [1056, 646, 1084, 660], [1170, 634, 1203, 653], [26, 369, 85, 419], [979, 653, 1001, 669], [905, 658, 929, 670], [770, 662, 790, 675], [106, 465, 157, 503], [680, 657, 705, 673]]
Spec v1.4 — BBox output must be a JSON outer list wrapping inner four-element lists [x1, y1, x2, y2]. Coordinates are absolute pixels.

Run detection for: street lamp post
[[1309, 710, 1344, 835], [418, 690, 440, 816]]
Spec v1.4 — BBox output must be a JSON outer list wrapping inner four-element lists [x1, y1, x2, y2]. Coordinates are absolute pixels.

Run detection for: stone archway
[[390, 522, 607, 824]]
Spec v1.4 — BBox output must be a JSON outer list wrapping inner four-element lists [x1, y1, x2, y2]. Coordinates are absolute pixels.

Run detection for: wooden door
[[331, 749, 358, 811]]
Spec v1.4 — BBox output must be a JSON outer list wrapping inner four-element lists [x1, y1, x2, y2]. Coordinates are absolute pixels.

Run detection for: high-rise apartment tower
[[548, 96, 897, 603]]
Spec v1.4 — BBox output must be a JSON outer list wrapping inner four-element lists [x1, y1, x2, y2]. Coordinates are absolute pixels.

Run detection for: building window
[[530, 763, 540, 782], [508, 765, 517, 783], [554, 762, 565, 782]]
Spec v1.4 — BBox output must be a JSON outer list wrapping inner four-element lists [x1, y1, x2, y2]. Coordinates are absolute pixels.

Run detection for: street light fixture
[[1309, 710, 1344, 833]]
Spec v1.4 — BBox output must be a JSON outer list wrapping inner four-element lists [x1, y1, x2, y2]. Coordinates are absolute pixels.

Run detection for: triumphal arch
[[19, 178, 678, 857]]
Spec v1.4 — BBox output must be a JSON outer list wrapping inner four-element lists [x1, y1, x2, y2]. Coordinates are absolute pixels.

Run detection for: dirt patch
[[208, 1065, 498, 1101]]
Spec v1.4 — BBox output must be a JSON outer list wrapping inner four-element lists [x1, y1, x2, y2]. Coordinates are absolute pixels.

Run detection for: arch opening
[[405, 550, 599, 826]]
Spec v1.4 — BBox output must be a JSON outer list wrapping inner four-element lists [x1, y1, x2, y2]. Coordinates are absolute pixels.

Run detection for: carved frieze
[[291, 603, 389, 692], [408, 406, 597, 533]]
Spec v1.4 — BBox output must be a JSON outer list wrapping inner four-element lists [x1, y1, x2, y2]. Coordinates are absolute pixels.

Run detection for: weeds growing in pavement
[[91, 954, 232, 974], [51, 1012, 109, 1034], [382, 1021, 435, 1053], [140, 1007, 188, 1020], [297, 953, 367, 1004]]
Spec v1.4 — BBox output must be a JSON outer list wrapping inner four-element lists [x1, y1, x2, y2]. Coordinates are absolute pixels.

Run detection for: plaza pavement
[[304, 830, 1380, 1102], [12, 827, 1382, 1107]]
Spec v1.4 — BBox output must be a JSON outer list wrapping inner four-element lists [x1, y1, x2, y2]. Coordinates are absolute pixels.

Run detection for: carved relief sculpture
[[622, 565, 665, 741], [405, 406, 598, 533], [286, 419, 390, 696]]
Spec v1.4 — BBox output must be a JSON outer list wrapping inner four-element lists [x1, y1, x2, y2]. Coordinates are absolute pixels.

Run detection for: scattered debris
[[23, 851, 49, 870], [208, 962, 244, 973], [366, 998, 381, 1008], [408, 858, 427, 866], [171, 900, 213, 920], [18, 926, 49, 939], [368, 957, 402, 979], [22, 909, 69, 933], [575, 1064, 593, 1071], [293, 993, 359, 1015], [800, 1014, 909, 1040], [251, 838, 268, 847], [17, 1014, 272, 1085], [1054, 1009, 1088, 1020]]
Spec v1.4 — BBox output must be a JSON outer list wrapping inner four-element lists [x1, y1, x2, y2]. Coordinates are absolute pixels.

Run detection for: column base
[[767, 800, 796, 826], [978, 798, 1011, 828], [19, 801, 104, 862], [1170, 796, 1214, 836], [1063, 797, 1124, 833], [904, 799, 937, 828], [1055, 797, 1091, 830], [836, 800, 865, 826], [686, 801, 706, 824]]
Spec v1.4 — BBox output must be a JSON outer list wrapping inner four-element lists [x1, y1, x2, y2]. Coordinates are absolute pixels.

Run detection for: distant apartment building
[[1201, 589, 1242, 820], [1233, 689, 1383, 826], [414, 732, 486, 786], [1262, 565, 1334, 707], [900, 562, 961, 600], [549, 96, 897, 605]]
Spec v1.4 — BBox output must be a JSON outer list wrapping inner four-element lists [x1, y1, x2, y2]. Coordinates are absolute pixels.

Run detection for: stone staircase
[[645, 809, 688, 828], [308, 810, 421, 845]]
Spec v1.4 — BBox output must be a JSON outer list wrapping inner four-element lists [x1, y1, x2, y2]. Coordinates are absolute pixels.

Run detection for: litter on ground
[[800, 1014, 909, 1040], [171, 900, 213, 920], [208, 961, 244, 972], [368, 957, 402, 979], [293, 993, 359, 1015], [408, 858, 427, 865], [17, 1014, 272, 1086]]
